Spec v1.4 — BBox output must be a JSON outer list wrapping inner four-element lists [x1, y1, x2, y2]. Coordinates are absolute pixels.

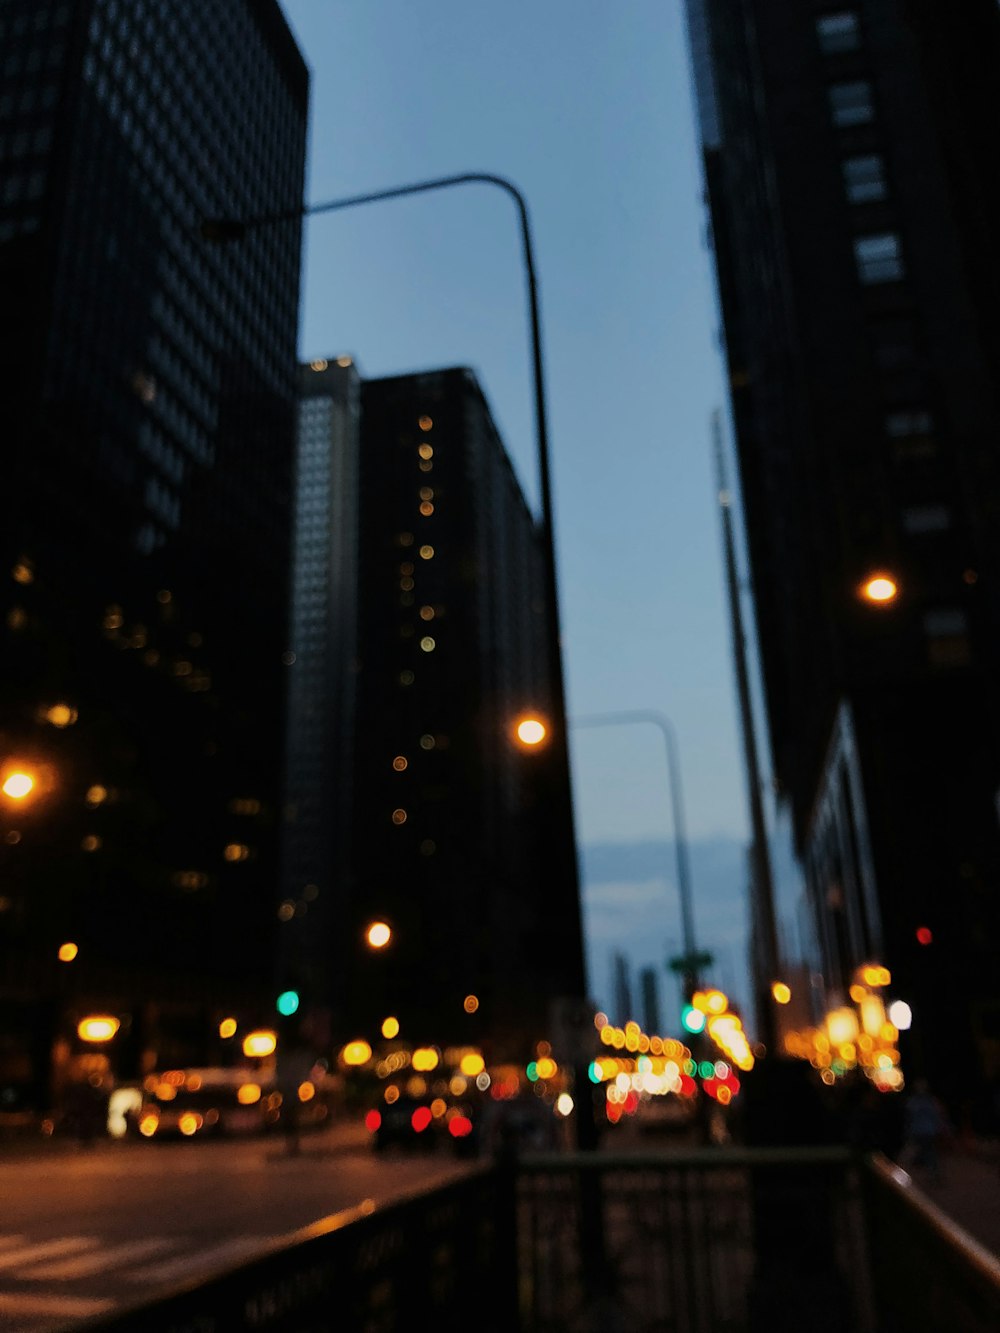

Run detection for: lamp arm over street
[[203, 171, 585, 1001], [571, 710, 702, 996]]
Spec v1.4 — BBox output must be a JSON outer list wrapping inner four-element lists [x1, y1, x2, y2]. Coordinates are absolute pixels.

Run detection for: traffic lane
[[1, 1134, 477, 1244]]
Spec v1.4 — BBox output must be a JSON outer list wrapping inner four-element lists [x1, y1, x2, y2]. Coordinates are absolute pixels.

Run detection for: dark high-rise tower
[[337, 366, 585, 1061], [278, 357, 362, 1035], [0, 0, 307, 1101], [687, 1, 1000, 1090]]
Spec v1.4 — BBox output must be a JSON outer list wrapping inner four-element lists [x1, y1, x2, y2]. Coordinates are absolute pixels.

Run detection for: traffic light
[[276, 990, 300, 1017], [681, 1004, 706, 1035]]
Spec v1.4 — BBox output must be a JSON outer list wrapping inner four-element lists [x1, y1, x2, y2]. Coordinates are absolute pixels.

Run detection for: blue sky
[[280, 2, 758, 1020]]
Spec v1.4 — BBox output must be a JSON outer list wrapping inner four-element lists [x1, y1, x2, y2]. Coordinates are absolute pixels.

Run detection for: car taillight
[[411, 1106, 432, 1133], [365, 1109, 381, 1133]]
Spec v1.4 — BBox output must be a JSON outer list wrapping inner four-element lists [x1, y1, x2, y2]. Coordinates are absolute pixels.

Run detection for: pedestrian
[[901, 1077, 950, 1184]]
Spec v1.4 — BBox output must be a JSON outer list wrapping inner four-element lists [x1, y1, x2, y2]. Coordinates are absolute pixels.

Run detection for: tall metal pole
[[202, 174, 585, 994], [712, 410, 780, 1050], [572, 710, 704, 998]]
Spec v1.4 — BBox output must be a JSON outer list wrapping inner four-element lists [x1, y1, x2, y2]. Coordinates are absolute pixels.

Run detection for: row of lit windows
[[818, 11, 970, 658]]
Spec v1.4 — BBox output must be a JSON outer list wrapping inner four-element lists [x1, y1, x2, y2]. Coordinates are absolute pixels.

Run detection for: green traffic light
[[276, 990, 300, 1017], [681, 1004, 706, 1035]]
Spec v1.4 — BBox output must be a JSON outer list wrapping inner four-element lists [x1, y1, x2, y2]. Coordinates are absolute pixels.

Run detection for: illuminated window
[[419, 735, 436, 750], [419, 487, 434, 501], [419, 606, 435, 621], [400, 576, 415, 591], [392, 756, 408, 771], [842, 154, 887, 203], [391, 809, 407, 825], [419, 502, 434, 516], [420, 637, 436, 652], [419, 545, 434, 560], [829, 80, 874, 127], [419, 461, 433, 473], [418, 444, 433, 460], [418, 415, 433, 431], [397, 532, 414, 547], [400, 562, 414, 575], [854, 232, 903, 283], [816, 12, 860, 54]]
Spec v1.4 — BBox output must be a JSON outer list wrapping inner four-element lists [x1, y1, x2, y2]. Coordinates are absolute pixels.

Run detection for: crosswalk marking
[[129, 1235, 279, 1286], [26, 1235, 177, 1279], [0, 1290, 117, 1319], [0, 1237, 97, 1272]]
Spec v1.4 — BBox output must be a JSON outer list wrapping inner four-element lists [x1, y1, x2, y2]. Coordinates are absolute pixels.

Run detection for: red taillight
[[411, 1106, 432, 1133], [365, 1109, 382, 1133], [448, 1115, 473, 1138]]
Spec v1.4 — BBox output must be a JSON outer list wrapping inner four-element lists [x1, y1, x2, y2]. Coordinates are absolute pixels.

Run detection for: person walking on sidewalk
[[902, 1078, 950, 1185]]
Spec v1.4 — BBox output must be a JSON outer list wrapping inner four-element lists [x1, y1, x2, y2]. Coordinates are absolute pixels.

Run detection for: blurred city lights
[[887, 1000, 912, 1030], [2, 770, 35, 800], [237, 1083, 262, 1105], [57, 942, 78, 963], [916, 926, 933, 945], [463, 994, 479, 1013], [771, 981, 791, 1005], [242, 1030, 277, 1058], [381, 1016, 400, 1038], [219, 1017, 237, 1039], [342, 1039, 373, 1066], [77, 1015, 119, 1043], [276, 990, 300, 1016]]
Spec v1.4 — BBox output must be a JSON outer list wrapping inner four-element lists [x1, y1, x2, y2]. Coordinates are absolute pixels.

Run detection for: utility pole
[[712, 411, 781, 1052]]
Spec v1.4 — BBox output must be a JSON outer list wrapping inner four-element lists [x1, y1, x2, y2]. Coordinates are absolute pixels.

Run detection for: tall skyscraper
[[278, 357, 361, 1036], [282, 365, 586, 1061], [0, 0, 307, 1106], [686, 1, 1000, 1091]]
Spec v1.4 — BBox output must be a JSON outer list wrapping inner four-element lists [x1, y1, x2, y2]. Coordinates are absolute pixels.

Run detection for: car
[[365, 1097, 479, 1155]]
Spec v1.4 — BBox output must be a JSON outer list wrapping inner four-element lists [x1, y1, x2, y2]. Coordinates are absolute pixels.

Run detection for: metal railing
[[71, 1146, 1000, 1332]]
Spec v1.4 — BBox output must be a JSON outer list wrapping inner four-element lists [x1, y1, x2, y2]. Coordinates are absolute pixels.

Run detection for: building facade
[[0, 0, 307, 1108], [278, 357, 362, 1041], [686, 0, 1000, 1094], [337, 367, 585, 1061]]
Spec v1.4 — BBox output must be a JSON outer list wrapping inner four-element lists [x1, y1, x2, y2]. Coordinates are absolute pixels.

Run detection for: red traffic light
[[916, 926, 933, 946]]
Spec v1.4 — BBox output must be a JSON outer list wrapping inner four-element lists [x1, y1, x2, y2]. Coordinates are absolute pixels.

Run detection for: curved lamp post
[[203, 173, 584, 994], [572, 710, 709, 1001]]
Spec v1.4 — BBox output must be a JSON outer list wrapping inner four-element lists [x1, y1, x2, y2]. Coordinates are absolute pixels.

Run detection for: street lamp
[[571, 710, 709, 1001], [202, 171, 583, 985]]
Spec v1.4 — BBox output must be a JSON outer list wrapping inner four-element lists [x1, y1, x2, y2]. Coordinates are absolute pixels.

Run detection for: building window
[[817, 12, 861, 54], [842, 153, 887, 203], [885, 409, 932, 438], [854, 232, 903, 283], [902, 505, 950, 534], [923, 609, 971, 667], [829, 80, 875, 127]]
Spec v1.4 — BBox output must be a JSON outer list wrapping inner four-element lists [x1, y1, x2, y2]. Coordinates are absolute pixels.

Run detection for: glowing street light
[[57, 942, 79, 963], [860, 573, 898, 605], [2, 769, 35, 800], [514, 716, 547, 747], [77, 1015, 120, 1043], [366, 920, 392, 949]]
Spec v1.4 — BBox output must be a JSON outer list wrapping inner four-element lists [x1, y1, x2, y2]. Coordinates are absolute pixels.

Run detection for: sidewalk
[[904, 1141, 1000, 1258]]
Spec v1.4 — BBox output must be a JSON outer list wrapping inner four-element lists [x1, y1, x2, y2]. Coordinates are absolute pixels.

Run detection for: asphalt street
[[0, 1122, 474, 1332]]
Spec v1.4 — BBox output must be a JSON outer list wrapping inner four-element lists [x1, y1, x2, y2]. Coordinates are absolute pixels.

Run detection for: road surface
[[0, 1122, 473, 1331]]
